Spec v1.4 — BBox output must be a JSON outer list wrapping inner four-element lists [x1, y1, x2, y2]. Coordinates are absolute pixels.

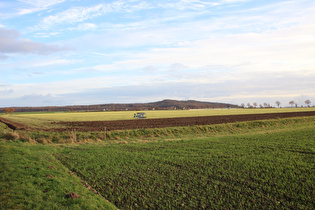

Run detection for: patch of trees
[[2, 108, 14, 114]]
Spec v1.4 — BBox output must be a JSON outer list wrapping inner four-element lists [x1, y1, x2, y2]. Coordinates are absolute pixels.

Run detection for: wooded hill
[[1, 99, 238, 113]]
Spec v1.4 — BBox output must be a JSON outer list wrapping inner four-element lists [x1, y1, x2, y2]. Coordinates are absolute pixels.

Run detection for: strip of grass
[[55, 127, 315, 209], [105, 116, 315, 142], [0, 142, 117, 209]]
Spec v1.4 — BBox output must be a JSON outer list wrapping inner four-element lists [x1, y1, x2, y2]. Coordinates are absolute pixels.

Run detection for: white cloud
[[17, 0, 65, 7], [64, 0, 315, 53], [2, 71, 314, 107], [29, 0, 256, 35], [0, 54, 9, 60], [0, 28, 70, 58], [0, 0, 66, 19], [17, 0, 66, 15], [158, 0, 212, 10], [157, 0, 250, 10], [33, 2, 122, 31], [1, 57, 78, 69], [28, 58, 78, 67], [2, 0, 315, 107], [124, 22, 315, 73], [72, 23, 98, 31]]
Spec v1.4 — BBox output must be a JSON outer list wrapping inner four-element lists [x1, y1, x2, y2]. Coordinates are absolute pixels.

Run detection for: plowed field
[[2, 111, 314, 132]]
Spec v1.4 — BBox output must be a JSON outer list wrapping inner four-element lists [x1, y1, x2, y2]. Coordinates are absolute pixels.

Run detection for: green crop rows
[[55, 127, 315, 209], [0, 143, 117, 209]]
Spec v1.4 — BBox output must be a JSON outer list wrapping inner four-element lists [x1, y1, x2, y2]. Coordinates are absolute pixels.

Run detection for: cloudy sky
[[1, 0, 314, 107]]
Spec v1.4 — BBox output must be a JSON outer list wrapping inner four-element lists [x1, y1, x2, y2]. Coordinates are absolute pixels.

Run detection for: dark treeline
[[0, 99, 238, 113]]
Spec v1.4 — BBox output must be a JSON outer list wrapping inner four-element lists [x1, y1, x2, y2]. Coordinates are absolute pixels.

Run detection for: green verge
[[0, 143, 117, 209]]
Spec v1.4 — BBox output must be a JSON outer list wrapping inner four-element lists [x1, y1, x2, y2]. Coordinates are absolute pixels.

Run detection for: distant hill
[[1, 99, 238, 113], [147, 99, 237, 110]]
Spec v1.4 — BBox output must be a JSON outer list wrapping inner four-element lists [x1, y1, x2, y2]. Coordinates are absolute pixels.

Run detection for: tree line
[[241, 100, 312, 108], [1, 100, 312, 114]]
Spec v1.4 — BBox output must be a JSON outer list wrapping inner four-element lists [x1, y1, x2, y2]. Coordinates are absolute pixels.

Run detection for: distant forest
[[0, 99, 238, 113]]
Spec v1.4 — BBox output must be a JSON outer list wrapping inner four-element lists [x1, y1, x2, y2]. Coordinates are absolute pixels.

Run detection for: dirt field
[[1, 111, 315, 132]]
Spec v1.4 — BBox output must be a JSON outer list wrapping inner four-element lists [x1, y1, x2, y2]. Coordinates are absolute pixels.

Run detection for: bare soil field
[[0, 117, 28, 130], [1, 111, 315, 132]]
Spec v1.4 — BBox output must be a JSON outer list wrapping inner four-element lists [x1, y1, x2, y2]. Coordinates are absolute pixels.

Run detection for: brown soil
[[0, 117, 29, 130], [52, 111, 315, 131], [65, 193, 80, 199], [1, 111, 315, 132]]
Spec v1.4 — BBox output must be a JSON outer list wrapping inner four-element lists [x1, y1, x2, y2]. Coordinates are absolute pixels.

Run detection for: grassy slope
[[0, 143, 117, 209]]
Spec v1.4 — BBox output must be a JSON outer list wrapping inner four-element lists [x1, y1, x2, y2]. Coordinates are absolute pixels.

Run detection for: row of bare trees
[[288, 100, 312, 108], [240, 103, 271, 108], [241, 100, 312, 108]]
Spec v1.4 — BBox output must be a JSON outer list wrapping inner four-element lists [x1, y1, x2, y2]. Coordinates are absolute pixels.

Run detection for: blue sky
[[1, 0, 314, 107]]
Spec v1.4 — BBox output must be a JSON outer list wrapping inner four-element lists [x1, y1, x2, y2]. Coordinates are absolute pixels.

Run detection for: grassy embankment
[[1, 115, 315, 209], [1, 116, 315, 144]]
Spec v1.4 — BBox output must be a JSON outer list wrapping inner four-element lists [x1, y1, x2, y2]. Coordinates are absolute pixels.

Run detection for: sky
[[1, 0, 315, 108]]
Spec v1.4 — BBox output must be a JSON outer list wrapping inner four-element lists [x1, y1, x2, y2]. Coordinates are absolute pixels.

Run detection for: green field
[[56, 127, 315, 209], [1, 107, 314, 130], [0, 142, 117, 209], [1, 115, 315, 209]]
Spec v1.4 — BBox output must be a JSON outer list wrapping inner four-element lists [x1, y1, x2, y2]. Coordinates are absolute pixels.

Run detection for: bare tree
[[305, 99, 311, 107], [263, 103, 268, 108], [289, 101, 295, 108], [275, 101, 281, 108], [253, 102, 257, 108]]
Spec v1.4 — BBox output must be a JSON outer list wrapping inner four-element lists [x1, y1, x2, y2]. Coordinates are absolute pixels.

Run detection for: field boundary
[[24, 111, 315, 131], [1, 111, 315, 132]]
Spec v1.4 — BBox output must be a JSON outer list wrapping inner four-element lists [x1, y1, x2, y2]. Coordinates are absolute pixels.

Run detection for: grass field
[[1, 116, 315, 209], [0, 142, 117, 209], [1, 108, 315, 130], [56, 127, 315, 209]]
